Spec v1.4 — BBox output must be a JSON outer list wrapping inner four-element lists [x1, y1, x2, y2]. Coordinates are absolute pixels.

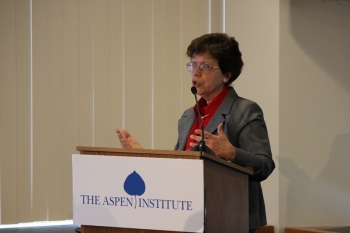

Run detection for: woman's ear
[[224, 72, 232, 80]]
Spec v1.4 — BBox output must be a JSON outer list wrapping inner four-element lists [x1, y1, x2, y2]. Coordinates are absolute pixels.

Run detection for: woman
[[116, 33, 275, 233]]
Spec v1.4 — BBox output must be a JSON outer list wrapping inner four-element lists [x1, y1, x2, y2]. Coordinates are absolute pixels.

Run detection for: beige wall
[[0, 0, 222, 224], [225, 0, 280, 231], [280, 0, 350, 231], [225, 0, 350, 232]]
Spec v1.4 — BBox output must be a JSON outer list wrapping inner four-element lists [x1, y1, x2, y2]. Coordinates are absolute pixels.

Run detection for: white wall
[[280, 0, 350, 231]]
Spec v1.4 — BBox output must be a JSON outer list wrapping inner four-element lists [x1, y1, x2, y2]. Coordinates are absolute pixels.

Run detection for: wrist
[[227, 145, 236, 162]]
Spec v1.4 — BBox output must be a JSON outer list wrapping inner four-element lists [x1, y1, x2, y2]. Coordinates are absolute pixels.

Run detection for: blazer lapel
[[205, 88, 238, 134], [177, 108, 196, 150]]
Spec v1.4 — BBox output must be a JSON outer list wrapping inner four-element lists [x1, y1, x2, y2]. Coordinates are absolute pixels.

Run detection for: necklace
[[201, 114, 209, 119]]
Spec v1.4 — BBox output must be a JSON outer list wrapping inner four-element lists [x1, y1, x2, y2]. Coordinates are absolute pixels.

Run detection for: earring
[[224, 78, 227, 83]]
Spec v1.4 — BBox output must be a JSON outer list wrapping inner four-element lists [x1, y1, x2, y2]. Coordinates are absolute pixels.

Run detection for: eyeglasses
[[186, 62, 220, 74]]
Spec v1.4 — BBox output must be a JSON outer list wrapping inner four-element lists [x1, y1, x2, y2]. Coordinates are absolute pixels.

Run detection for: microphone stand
[[190, 87, 213, 233], [190, 87, 216, 157]]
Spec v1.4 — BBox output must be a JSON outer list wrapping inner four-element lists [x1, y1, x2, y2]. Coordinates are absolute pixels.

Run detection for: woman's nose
[[192, 66, 201, 76]]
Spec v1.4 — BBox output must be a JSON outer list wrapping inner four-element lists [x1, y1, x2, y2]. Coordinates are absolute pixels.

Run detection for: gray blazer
[[174, 87, 275, 230]]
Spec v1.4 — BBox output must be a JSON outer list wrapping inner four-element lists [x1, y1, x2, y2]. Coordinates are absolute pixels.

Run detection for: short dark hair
[[186, 33, 244, 85]]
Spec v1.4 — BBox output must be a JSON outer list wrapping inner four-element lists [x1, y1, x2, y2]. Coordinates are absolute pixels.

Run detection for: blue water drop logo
[[124, 171, 146, 208]]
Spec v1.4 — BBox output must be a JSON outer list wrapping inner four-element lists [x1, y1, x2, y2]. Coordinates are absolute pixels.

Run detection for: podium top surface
[[285, 226, 350, 233], [76, 146, 253, 175]]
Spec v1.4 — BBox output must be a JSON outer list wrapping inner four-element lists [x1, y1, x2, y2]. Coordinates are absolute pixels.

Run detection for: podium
[[285, 226, 350, 233], [74, 146, 253, 233]]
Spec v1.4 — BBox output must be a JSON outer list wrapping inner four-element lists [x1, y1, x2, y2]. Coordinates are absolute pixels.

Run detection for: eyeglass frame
[[186, 62, 220, 74]]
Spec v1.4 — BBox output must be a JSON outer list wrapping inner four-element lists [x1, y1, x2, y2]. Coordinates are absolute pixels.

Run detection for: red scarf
[[185, 87, 230, 151]]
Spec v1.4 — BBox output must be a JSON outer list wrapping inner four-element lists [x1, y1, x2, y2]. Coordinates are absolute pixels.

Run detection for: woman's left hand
[[189, 123, 236, 161], [115, 128, 142, 149]]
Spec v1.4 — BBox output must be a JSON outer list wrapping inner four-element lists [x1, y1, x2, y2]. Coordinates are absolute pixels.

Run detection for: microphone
[[190, 87, 215, 156]]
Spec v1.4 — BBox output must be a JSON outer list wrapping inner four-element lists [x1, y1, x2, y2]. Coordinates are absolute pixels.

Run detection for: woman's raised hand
[[189, 123, 236, 161], [115, 128, 142, 149]]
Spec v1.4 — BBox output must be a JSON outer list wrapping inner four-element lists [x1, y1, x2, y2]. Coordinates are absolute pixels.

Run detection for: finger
[[190, 134, 201, 142], [202, 130, 213, 139], [194, 129, 202, 135], [217, 123, 225, 136], [189, 142, 198, 147], [115, 129, 125, 140], [122, 129, 132, 138], [194, 129, 210, 138]]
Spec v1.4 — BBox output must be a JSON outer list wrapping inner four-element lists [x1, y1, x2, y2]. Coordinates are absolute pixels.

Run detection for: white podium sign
[[72, 154, 204, 232]]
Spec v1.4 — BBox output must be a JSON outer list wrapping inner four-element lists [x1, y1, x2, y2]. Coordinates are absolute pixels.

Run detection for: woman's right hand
[[115, 128, 142, 149]]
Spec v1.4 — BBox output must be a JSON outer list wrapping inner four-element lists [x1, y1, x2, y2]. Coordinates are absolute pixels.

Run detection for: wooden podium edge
[[76, 146, 253, 175], [201, 152, 253, 175], [285, 226, 350, 233]]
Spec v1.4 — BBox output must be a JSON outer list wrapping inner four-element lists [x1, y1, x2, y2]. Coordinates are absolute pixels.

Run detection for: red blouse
[[185, 86, 230, 151]]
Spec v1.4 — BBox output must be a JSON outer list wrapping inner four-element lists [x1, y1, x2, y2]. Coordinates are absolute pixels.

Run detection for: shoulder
[[234, 97, 263, 112], [223, 88, 264, 116], [180, 107, 194, 119], [232, 98, 265, 127]]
